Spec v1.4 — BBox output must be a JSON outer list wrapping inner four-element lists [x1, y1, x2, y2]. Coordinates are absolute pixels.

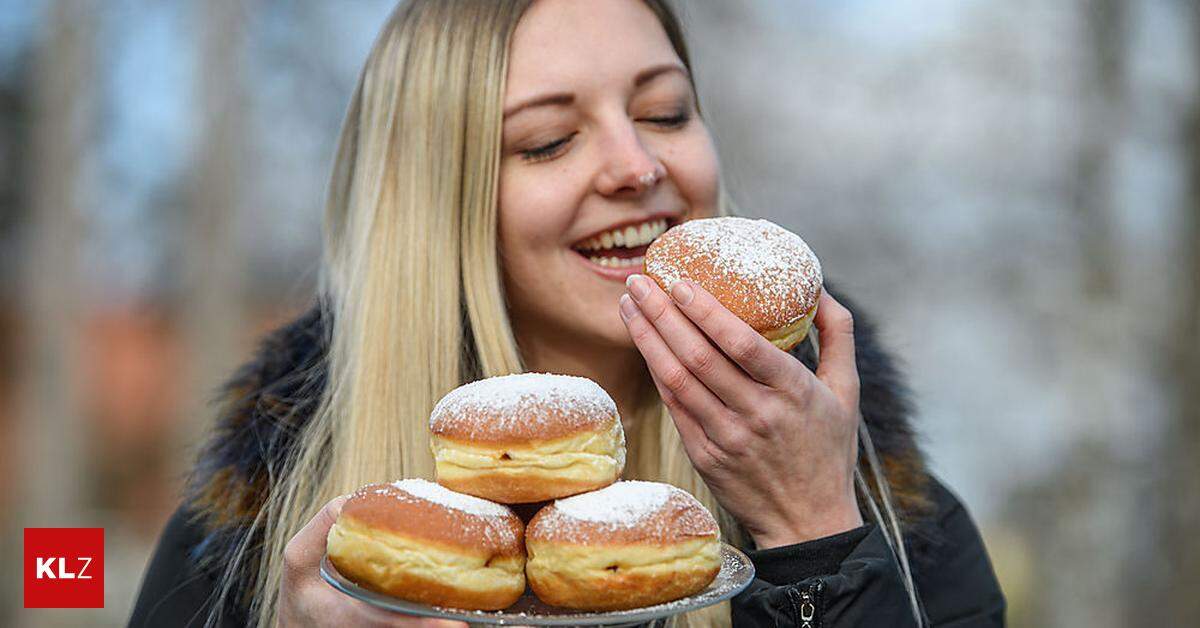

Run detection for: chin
[[607, 326, 639, 351], [587, 314, 639, 351], [566, 307, 638, 352]]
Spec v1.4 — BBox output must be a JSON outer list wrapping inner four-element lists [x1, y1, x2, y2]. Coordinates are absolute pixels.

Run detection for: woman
[[129, 0, 1005, 626]]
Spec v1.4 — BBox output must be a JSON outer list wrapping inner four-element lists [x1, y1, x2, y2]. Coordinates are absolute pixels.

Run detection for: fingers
[[658, 277, 796, 389], [644, 364, 720, 462], [812, 290, 859, 404], [624, 274, 763, 409], [618, 292, 737, 445]]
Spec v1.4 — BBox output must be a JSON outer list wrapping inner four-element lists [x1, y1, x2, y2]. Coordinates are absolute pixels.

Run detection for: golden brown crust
[[429, 373, 619, 443], [340, 482, 524, 557], [526, 556, 719, 611], [644, 216, 823, 336], [527, 492, 718, 545], [437, 472, 616, 504], [327, 513, 525, 611], [332, 555, 524, 610], [431, 411, 620, 446]]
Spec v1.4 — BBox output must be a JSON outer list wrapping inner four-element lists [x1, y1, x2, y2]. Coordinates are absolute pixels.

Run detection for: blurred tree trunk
[[11, 1, 93, 626], [1026, 2, 1130, 625], [1154, 4, 1200, 622], [1074, 0, 1125, 298], [178, 0, 249, 476]]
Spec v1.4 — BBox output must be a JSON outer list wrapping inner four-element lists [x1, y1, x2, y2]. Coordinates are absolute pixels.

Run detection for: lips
[[573, 218, 669, 254], [570, 216, 675, 280]]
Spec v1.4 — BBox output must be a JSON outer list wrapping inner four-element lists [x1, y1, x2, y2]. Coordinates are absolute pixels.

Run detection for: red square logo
[[24, 528, 104, 608]]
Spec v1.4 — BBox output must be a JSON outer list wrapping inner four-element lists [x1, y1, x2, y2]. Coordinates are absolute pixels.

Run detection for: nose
[[594, 120, 664, 197]]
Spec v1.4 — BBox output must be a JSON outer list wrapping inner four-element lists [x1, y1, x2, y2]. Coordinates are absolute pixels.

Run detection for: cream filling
[[326, 517, 524, 593], [431, 422, 626, 479], [526, 536, 720, 580], [763, 303, 818, 350]]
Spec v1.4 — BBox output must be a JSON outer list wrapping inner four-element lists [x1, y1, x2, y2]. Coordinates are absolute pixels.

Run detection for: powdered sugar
[[644, 217, 822, 329], [529, 481, 719, 544], [554, 481, 673, 524], [387, 478, 512, 518], [429, 373, 618, 439]]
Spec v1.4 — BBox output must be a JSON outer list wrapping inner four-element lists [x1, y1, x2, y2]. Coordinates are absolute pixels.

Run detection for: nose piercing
[[637, 167, 662, 188]]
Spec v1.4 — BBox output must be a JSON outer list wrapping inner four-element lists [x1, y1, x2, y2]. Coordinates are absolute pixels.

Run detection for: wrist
[[750, 500, 864, 550]]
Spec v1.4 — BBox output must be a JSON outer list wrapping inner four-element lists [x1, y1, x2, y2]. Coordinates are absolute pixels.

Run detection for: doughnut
[[325, 479, 525, 610], [429, 373, 626, 504], [644, 216, 823, 352], [525, 481, 721, 611]]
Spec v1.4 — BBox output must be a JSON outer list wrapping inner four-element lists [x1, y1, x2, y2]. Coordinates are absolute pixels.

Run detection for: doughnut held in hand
[[325, 479, 525, 611], [430, 373, 626, 504], [525, 481, 721, 611], [644, 216, 823, 351]]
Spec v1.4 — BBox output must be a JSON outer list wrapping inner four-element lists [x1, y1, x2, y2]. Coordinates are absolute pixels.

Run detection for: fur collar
[[183, 281, 935, 612]]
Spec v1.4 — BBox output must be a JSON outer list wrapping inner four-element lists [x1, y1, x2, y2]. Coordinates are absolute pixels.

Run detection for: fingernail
[[626, 274, 650, 300], [669, 280, 693, 306], [618, 293, 640, 321]]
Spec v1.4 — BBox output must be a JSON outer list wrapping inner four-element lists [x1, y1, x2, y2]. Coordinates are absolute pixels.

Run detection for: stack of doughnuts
[[644, 216, 823, 352], [326, 372, 723, 612]]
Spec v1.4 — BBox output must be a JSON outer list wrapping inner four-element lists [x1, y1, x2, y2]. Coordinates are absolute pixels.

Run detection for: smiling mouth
[[571, 217, 671, 268]]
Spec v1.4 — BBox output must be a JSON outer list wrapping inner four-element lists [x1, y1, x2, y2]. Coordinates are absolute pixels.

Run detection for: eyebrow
[[502, 63, 690, 120]]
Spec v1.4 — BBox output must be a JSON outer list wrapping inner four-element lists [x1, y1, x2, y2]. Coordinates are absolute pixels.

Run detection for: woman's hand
[[619, 275, 863, 549], [278, 495, 469, 628]]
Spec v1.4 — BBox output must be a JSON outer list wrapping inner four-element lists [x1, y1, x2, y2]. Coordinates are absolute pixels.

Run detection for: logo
[[24, 528, 104, 608]]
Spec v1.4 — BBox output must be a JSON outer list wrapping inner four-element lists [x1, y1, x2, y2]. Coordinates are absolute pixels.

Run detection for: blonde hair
[[223, 1, 745, 625]]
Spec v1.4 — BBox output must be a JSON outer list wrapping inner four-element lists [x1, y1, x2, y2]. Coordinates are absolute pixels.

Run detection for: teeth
[[575, 218, 669, 252], [587, 255, 645, 268]]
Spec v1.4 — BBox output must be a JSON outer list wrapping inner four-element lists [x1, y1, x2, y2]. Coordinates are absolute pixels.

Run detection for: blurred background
[[1, 0, 1196, 626]]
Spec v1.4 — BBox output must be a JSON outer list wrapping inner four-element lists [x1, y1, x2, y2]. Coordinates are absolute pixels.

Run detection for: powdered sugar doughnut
[[429, 373, 626, 504], [326, 479, 525, 610], [525, 481, 721, 610], [644, 216, 823, 351]]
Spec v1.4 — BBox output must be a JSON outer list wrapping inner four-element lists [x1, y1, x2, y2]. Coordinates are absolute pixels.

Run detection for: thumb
[[284, 494, 351, 577], [309, 497, 348, 540]]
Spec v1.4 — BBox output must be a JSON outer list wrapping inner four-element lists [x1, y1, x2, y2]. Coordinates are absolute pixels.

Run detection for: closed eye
[[518, 112, 689, 163], [643, 113, 690, 128], [521, 133, 577, 163]]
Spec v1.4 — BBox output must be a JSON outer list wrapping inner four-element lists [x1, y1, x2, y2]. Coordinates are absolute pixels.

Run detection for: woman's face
[[498, 0, 721, 352]]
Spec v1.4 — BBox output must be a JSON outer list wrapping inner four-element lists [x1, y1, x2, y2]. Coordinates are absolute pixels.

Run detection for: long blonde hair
[[231, 1, 744, 625]]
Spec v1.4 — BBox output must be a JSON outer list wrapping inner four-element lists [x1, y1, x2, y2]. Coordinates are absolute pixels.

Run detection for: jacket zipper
[[787, 581, 822, 628]]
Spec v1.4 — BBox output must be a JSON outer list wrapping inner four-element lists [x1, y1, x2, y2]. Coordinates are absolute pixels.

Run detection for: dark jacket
[[129, 283, 1005, 627]]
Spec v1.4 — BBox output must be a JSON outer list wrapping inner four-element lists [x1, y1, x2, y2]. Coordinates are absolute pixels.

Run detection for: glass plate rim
[[320, 542, 755, 626]]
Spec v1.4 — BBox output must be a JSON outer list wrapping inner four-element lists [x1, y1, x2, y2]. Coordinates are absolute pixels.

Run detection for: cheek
[[499, 167, 564, 254], [663, 130, 721, 217], [497, 163, 584, 286]]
